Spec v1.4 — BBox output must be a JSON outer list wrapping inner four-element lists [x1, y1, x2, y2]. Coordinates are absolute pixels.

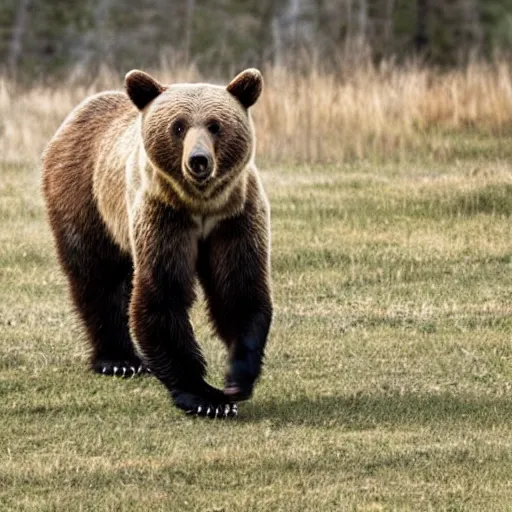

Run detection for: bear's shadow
[[239, 390, 512, 429]]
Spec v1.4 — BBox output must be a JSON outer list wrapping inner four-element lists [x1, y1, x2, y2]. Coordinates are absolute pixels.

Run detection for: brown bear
[[42, 69, 273, 418]]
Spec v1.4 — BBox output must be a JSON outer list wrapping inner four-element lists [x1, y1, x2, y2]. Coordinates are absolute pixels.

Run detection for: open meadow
[[2, 64, 512, 510]]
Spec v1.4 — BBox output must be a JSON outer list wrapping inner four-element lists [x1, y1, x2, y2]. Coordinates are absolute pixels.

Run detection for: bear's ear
[[125, 70, 165, 110], [226, 68, 263, 109]]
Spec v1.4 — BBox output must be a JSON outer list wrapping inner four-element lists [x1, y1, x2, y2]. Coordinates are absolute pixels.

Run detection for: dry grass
[[2, 62, 512, 510], [260, 60, 512, 162], [2, 60, 512, 165], [2, 148, 512, 510]]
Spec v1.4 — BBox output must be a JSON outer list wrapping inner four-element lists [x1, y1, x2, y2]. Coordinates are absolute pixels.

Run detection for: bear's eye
[[207, 121, 221, 136], [172, 120, 186, 138]]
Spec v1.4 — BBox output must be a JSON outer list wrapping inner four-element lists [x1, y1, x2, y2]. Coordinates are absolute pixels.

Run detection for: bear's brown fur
[[42, 69, 272, 418]]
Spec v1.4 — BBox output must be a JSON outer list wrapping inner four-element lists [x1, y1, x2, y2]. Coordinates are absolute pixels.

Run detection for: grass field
[[1, 128, 512, 510], [2, 60, 512, 510]]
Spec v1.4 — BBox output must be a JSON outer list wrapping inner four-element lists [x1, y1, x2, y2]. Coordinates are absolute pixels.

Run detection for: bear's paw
[[172, 387, 238, 419]]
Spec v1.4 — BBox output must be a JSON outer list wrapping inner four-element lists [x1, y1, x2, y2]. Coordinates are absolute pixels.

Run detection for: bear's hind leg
[[76, 272, 147, 378], [53, 221, 146, 378]]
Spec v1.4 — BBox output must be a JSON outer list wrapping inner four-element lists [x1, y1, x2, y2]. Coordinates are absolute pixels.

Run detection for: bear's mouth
[[182, 156, 219, 191], [182, 170, 236, 203], [182, 167, 215, 194], [183, 169, 213, 189]]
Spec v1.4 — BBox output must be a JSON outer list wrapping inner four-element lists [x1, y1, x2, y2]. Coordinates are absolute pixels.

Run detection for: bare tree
[[415, 0, 429, 53], [8, 0, 31, 75], [358, 0, 368, 43], [184, 0, 196, 63], [384, 0, 396, 45]]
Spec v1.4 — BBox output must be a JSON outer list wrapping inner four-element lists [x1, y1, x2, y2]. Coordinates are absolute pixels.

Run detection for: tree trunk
[[8, 0, 31, 75], [358, 0, 368, 42], [415, 0, 429, 53], [184, 0, 196, 63]]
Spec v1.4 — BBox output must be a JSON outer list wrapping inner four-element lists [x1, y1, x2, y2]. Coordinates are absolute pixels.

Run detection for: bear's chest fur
[[192, 214, 221, 240]]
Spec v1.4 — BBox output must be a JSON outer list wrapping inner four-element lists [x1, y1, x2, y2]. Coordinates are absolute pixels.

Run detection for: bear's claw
[[186, 403, 238, 418], [93, 361, 151, 378]]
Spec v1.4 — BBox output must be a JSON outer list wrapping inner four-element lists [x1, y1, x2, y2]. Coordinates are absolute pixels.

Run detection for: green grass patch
[[2, 140, 512, 510]]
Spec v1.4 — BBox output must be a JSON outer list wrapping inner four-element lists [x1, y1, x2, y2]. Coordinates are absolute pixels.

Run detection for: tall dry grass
[[1, 60, 512, 165]]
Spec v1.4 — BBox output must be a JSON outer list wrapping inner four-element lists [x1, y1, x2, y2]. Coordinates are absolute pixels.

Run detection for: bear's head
[[125, 68, 262, 206]]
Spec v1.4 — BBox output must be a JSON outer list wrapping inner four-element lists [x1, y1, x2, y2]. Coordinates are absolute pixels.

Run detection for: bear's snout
[[182, 127, 216, 186], [188, 152, 213, 182]]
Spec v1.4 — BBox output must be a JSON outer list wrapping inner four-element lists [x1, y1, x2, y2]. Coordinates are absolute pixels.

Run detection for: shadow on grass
[[241, 390, 512, 429], [6, 376, 512, 431]]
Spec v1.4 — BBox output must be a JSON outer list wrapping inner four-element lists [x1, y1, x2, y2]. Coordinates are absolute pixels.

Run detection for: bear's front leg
[[129, 198, 237, 418], [198, 203, 273, 403]]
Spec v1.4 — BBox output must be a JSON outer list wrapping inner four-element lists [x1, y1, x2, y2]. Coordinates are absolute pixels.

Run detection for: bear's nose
[[188, 153, 211, 180]]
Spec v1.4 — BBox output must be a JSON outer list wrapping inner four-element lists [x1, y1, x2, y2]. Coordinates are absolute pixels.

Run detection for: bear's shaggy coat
[[42, 69, 272, 417]]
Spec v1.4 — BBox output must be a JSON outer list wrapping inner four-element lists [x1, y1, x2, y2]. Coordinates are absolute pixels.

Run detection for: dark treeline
[[3, 0, 512, 80]]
